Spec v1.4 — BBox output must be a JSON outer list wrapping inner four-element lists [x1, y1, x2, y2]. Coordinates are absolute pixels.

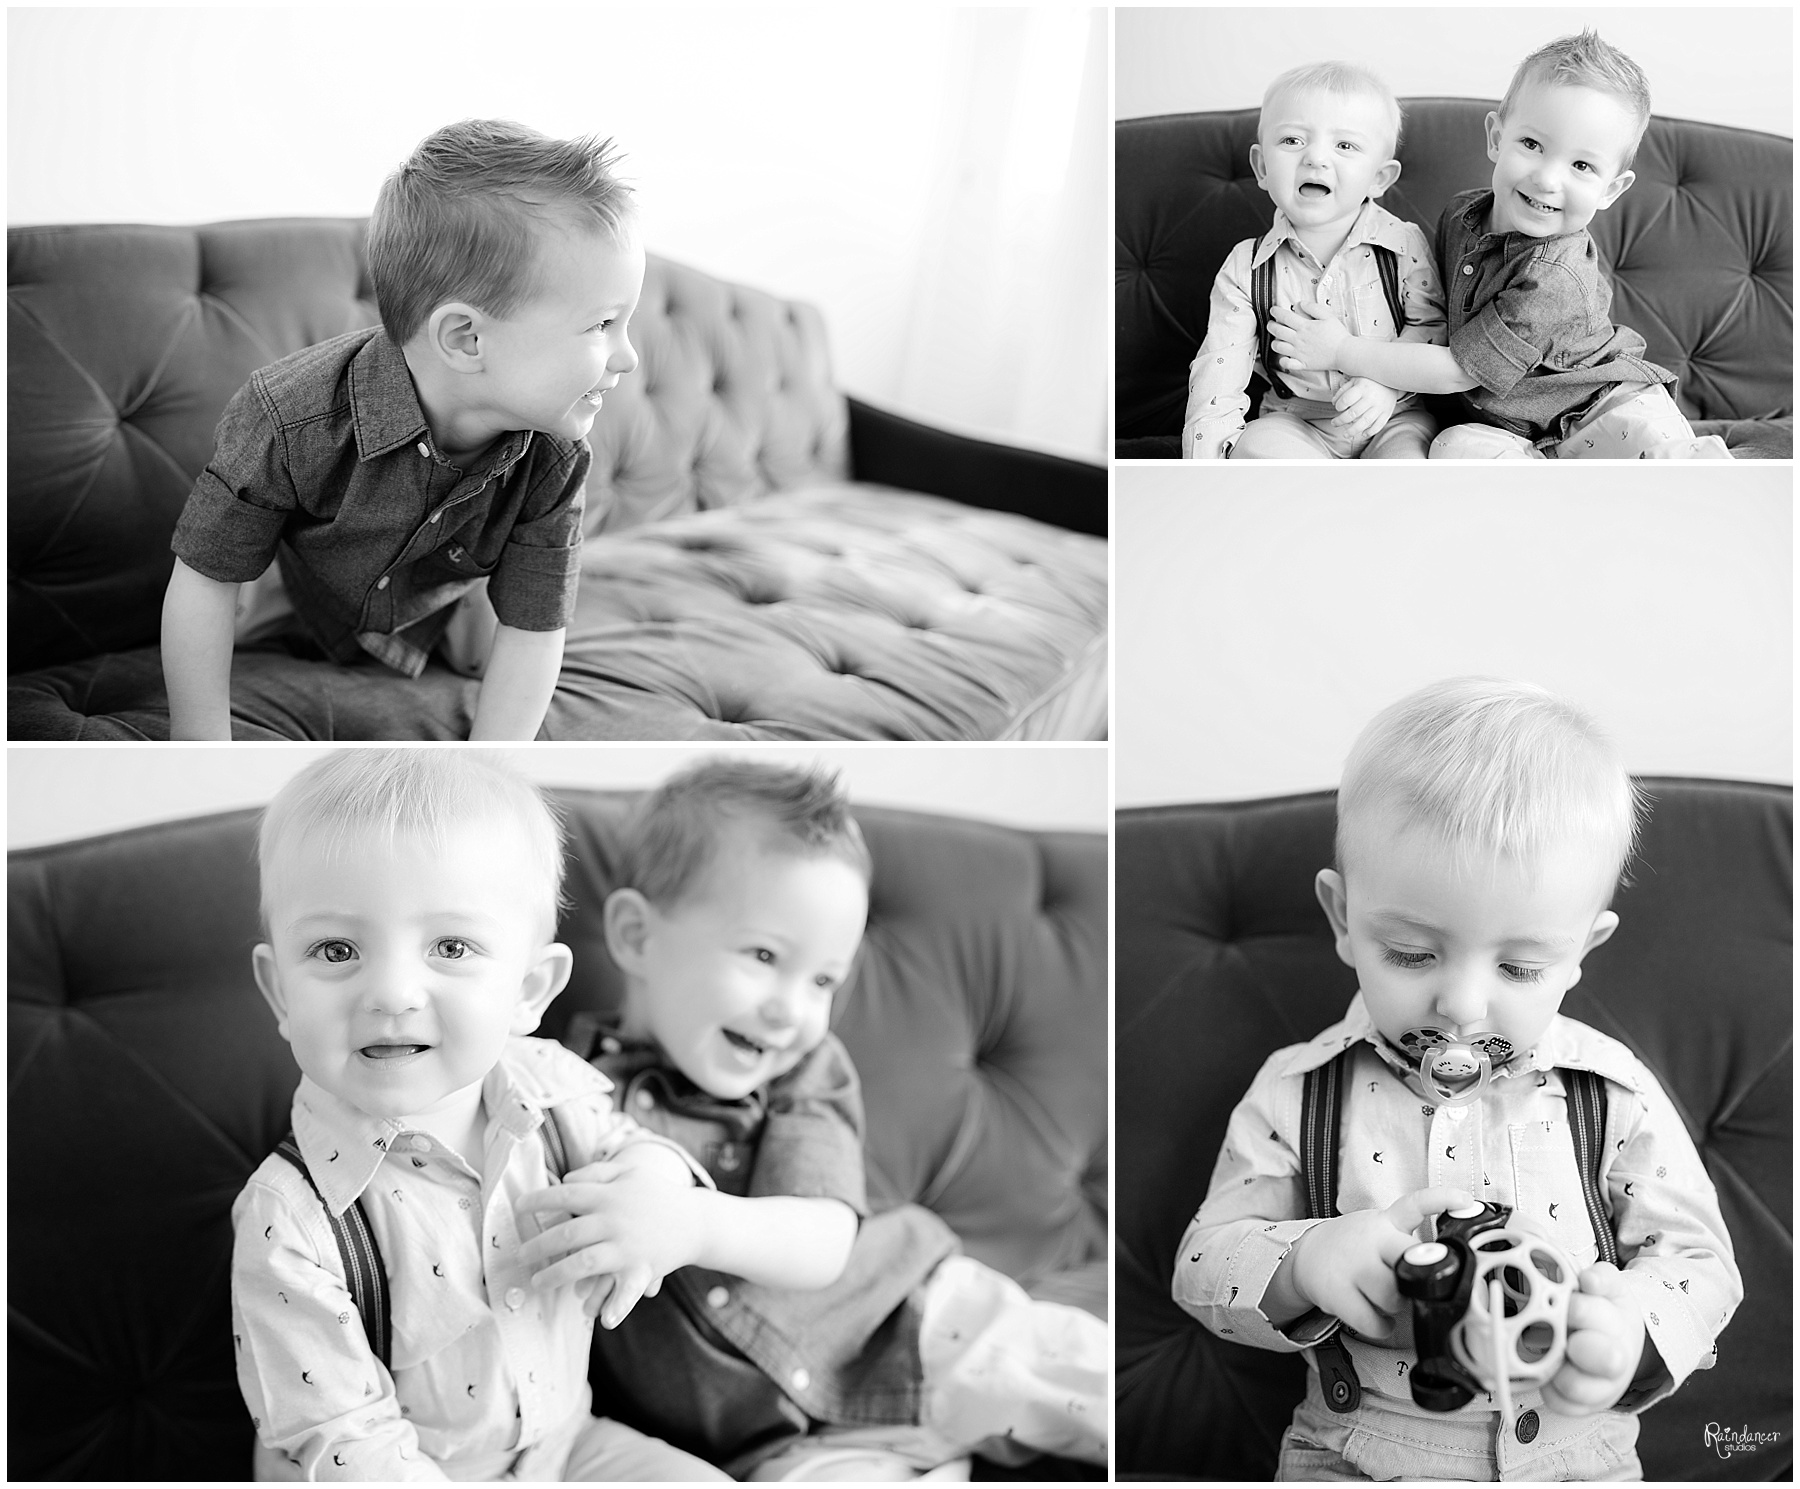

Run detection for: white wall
[[1114, 466, 1791, 805], [7, 7, 1108, 459], [1116, 7, 1793, 137], [7, 744, 1110, 850]]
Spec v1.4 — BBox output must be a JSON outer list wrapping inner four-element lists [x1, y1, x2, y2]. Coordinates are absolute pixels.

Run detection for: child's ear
[[510, 942, 575, 1036], [424, 303, 483, 372], [1484, 110, 1504, 162], [602, 887, 654, 971], [1314, 869, 1357, 969], [1563, 910, 1621, 990], [1369, 157, 1402, 200], [1248, 141, 1267, 188], [251, 944, 290, 1038], [1596, 169, 1637, 212]]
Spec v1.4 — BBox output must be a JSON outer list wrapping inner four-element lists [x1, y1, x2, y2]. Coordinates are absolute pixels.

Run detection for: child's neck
[[400, 343, 503, 467], [406, 1082, 489, 1179]]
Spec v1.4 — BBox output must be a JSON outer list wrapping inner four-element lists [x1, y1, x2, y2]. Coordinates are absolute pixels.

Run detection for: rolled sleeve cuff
[[170, 476, 287, 583], [1184, 413, 1245, 461], [1449, 305, 1543, 397], [753, 1124, 867, 1216], [1173, 1218, 1324, 1352], [605, 1129, 718, 1191], [1615, 1266, 1721, 1412], [487, 538, 582, 631]]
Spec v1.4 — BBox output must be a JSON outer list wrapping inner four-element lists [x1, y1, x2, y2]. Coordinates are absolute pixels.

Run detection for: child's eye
[[1336, 140, 1360, 152], [308, 939, 357, 964], [1279, 134, 1303, 147], [589, 318, 614, 333], [433, 937, 472, 960], [1520, 137, 1542, 152], [1572, 160, 1594, 174], [1381, 947, 1433, 970], [1500, 963, 1546, 984], [812, 974, 838, 992], [750, 947, 775, 965]]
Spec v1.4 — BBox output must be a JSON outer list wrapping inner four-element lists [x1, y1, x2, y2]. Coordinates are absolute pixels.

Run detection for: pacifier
[[1394, 1027, 1516, 1107], [1396, 1202, 1576, 1418]]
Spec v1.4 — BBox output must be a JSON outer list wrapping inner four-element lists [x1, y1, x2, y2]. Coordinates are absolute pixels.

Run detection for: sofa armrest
[[846, 397, 1106, 537]]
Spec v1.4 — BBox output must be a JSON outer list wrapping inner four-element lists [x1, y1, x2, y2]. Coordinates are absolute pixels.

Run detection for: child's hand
[[1268, 302, 1352, 374], [1539, 1264, 1647, 1417], [1288, 1187, 1478, 1341], [514, 1143, 701, 1329], [1331, 377, 1398, 440]]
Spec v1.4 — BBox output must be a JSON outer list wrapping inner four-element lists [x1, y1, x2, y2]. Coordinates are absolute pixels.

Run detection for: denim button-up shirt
[[1436, 188, 1674, 444], [1175, 996, 1740, 1477], [582, 1028, 960, 1468], [172, 327, 589, 678]]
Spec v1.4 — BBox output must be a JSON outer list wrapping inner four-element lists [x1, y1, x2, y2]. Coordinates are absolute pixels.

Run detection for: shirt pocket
[[1350, 280, 1399, 341], [1507, 1119, 1601, 1269]]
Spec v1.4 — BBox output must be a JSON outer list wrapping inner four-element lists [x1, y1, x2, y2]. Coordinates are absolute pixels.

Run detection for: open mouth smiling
[[360, 1043, 430, 1060], [721, 1028, 770, 1057], [1517, 191, 1559, 217]]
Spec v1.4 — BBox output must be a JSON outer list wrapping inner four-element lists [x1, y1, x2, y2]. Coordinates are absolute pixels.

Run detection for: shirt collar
[[289, 1038, 613, 1216], [1277, 992, 1645, 1095], [1457, 188, 1582, 251], [345, 328, 534, 475], [1254, 199, 1410, 270]]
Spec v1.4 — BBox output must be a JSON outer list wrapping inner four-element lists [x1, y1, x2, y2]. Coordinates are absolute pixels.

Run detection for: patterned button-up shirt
[[1183, 200, 1447, 458], [1174, 996, 1740, 1433], [172, 327, 588, 678], [1436, 188, 1674, 444], [231, 1037, 706, 1480]]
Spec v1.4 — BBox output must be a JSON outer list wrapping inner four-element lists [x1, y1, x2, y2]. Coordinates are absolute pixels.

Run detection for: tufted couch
[[1115, 101, 1793, 458], [1115, 777, 1791, 1481], [9, 220, 1106, 739], [8, 783, 1107, 1479]]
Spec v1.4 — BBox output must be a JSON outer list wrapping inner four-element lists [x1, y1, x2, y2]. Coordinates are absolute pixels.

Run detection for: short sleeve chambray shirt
[[171, 327, 589, 678], [581, 1027, 961, 1451], [1436, 189, 1674, 444]]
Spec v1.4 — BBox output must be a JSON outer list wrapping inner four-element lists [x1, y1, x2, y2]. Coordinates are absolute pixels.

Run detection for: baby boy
[[517, 758, 1109, 1478], [1182, 62, 1447, 460], [1270, 34, 1732, 459], [231, 750, 727, 1480], [163, 120, 646, 741], [1174, 678, 1740, 1479]]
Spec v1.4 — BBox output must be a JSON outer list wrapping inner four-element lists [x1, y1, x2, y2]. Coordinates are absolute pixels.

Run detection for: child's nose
[[364, 961, 427, 1015], [1431, 971, 1489, 1029], [609, 334, 639, 375]]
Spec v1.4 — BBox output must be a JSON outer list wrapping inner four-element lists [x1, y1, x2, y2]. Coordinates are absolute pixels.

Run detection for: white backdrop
[[7, 744, 1110, 850], [1115, 466, 1791, 805], [1116, 7, 1793, 136], [7, 7, 1108, 460]]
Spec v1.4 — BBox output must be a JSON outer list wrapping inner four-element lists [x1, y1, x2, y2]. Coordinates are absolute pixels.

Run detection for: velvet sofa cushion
[[1116, 779, 1791, 1482], [1115, 101, 1793, 457], [8, 791, 1106, 1480], [7, 485, 1106, 740]]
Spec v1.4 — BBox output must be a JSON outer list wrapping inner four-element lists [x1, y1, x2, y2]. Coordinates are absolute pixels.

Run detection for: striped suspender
[[275, 1132, 393, 1368], [1562, 1068, 1620, 1266], [1299, 1050, 1360, 1412], [273, 1110, 572, 1371], [1252, 244, 1406, 405], [1372, 245, 1407, 336]]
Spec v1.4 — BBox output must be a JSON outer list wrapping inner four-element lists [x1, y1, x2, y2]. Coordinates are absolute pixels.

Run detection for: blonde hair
[[1499, 30, 1653, 169], [258, 749, 566, 938], [1336, 677, 1645, 888], [1261, 61, 1403, 157]]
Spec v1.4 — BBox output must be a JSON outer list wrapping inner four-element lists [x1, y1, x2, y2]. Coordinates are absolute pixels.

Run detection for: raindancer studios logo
[[1704, 1423, 1781, 1460]]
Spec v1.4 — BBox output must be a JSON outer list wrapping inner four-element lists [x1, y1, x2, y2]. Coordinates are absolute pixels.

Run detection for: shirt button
[[376, 575, 390, 590], [1515, 1408, 1540, 1443], [1462, 264, 1475, 276], [635, 1090, 655, 1110], [417, 441, 430, 457], [1447, 1105, 1467, 1123], [505, 1287, 525, 1310], [706, 1286, 730, 1309], [409, 1135, 431, 1152], [429, 511, 441, 523], [600, 1037, 622, 1054], [790, 1367, 810, 1392]]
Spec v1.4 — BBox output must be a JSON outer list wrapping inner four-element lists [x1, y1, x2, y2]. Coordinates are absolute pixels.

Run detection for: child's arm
[[1268, 301, 1480, 395], [161, 558, 242, 740], [233, 1176, 448, 1480], [1182, 242, 1261, 458], [468, 624, 564, 740]]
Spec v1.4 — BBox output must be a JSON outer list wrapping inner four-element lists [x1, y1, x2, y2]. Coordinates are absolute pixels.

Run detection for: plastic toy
[[1395, 1026, 1517, 1107]]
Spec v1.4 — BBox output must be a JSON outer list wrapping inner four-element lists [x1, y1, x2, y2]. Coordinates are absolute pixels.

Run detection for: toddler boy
[[516, 758, 1109, 1479], [1269, 34, 1733, 458], [163, 119, 646, 740], [231, 750, 727, 1480], [1183, 62, 1447, 460], [1174, 678, 1740, 1480]]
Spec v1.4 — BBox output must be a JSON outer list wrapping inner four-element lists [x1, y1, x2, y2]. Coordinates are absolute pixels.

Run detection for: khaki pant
[[1430, 386, 1733, 460]]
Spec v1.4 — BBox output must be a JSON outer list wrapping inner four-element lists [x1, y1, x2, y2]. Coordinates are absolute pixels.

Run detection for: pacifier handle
[[1418, 1043, 1493, 1108]]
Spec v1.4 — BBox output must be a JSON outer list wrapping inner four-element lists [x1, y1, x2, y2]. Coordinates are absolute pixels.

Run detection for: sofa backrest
[[7, 790, 1104, 1480], [1115, 777, 1791, 1482], [8, 220, 849, 674], [1115, 101, 1794, 442]]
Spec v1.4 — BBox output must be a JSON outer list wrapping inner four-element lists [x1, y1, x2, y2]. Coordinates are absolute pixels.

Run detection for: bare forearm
[[1336, 338, 1481, 395], [161, 558, 241, 740], [469, 624, 564, 740], [689, 1192, 858, 1290], [1261, 1247, 1311, 1326]]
